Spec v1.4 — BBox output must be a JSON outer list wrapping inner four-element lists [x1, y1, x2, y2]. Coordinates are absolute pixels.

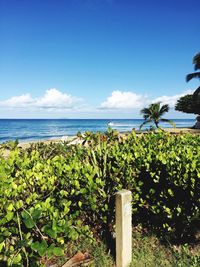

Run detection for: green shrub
[[0, 130, 199, 265]]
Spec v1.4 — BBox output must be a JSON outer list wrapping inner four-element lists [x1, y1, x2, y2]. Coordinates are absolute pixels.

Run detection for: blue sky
[[0, 0, 199, 118]]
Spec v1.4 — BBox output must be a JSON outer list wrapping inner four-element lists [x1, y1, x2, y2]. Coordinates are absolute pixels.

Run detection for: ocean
[[0, 119, 195, 143]]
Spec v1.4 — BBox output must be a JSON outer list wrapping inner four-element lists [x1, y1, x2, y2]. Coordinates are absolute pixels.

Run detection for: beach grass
[[52, 228, 200, 267]]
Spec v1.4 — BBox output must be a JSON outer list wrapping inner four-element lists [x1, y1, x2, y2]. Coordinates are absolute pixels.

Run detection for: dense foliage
[[0, 130, 200, 266], [176, 52, 200, 115], [175, 94, 200, 115]]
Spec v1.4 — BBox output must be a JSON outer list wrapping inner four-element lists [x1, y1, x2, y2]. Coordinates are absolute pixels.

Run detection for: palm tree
[[140, 102, 175, 129], [186, 53, 200, 103], [186, 52, 200, 82], [175, 53, 200, 117]]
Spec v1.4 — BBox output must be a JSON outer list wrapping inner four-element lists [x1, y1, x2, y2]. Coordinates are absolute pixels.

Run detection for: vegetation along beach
[[1, 0, 200, 266]]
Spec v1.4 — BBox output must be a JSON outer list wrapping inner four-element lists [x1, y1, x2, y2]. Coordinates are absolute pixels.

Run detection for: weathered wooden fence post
[[116, 190, 132, 267]]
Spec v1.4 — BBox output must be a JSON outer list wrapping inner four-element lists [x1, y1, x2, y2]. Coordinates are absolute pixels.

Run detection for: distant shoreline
[[0, 118, 196, 144], [1, 127, 200, 145]]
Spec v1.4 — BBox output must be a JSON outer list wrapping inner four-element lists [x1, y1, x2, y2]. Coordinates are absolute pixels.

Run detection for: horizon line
[[0, 118, 195, 120]]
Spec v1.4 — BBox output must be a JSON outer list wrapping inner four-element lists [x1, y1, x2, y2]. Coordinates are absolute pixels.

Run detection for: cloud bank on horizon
[[100, 91, 147, 109], [100, 89, 193, 109], [0, 89, 82, 111], [0, 88, 193, 118]]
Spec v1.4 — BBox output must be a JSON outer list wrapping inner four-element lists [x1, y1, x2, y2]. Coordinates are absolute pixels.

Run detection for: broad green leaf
[[53, 247, 64, 257], [7, 203, 14, 211], [43, 225, 57, 238], [0, 242, 4, 252], [32, 209, 41, 220], [23, 216, 35, 229]]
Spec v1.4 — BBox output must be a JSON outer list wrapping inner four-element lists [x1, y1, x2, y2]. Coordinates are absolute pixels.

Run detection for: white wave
[[108, 122, 135, 127]]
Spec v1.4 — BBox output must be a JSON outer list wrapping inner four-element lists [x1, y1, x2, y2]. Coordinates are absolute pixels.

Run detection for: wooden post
[[116, 190, 132, 267]]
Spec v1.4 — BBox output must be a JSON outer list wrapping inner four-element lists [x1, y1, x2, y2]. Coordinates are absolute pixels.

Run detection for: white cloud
[[1, 94, 34, 107], [0, 88, 195, 118], [35, 89, 79, 109], [0, 89, 82, 110], [100, 90, 147, 109], [100, 89, 194, 110], [152, 90, 193, 107]]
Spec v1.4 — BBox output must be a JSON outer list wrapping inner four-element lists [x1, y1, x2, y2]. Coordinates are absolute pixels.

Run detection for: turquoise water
[[0, 119, 195, 143]]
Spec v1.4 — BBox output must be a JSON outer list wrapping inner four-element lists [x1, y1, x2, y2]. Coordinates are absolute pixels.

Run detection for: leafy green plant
[[0, 140, 19, 150], [0, 130, 200, 265]]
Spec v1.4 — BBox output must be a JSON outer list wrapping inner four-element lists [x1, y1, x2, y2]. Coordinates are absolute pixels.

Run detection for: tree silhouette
[[140, 102, 175, 129]]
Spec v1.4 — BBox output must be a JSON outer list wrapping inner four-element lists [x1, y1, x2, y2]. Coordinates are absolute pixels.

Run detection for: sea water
[[0, 119, 195, 143]]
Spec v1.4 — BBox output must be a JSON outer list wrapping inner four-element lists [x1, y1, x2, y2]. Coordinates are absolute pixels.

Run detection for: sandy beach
[[162, 128, 200, 134], [17, 135, 79, 149], [1, 128, 200, 157], [15, 128, 200, 149]]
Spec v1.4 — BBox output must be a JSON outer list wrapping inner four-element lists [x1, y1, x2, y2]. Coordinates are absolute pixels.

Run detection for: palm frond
[[194, 63, 200, 71], [193, 53, 200, 70], [144, 115, 149, 120], [193, 87, 200, 98], [159, 104, 169, 115], [140, 108, 151, 116], [186, 72, 200, 82], [150, 102, 161, 111]]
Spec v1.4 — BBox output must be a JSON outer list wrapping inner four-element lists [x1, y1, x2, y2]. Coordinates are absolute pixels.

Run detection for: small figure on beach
[[192, 116, 200, 129]]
